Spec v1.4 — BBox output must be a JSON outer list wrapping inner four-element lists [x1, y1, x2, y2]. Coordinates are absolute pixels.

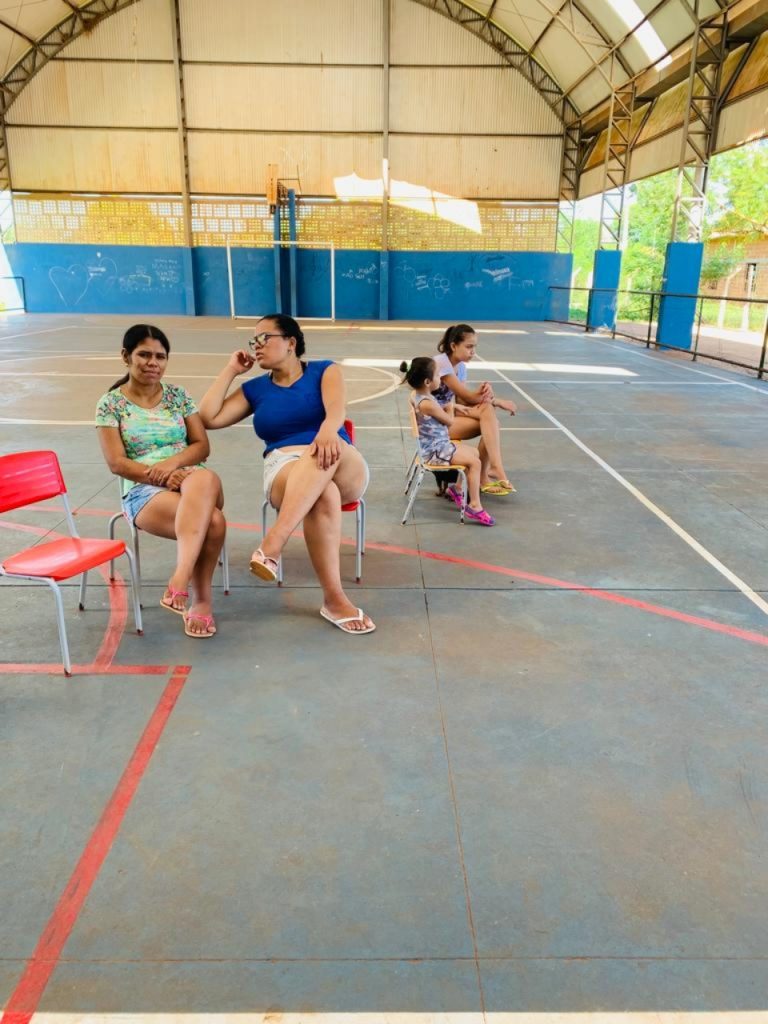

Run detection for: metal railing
[[0, 275, 25, 313], [548, 285, 768, 379]]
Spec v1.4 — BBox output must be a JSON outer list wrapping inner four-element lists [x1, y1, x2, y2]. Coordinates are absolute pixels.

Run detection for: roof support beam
[[0, 0, 137, 191], [169, 0, 191, 248], [409, 0, 574, 121]]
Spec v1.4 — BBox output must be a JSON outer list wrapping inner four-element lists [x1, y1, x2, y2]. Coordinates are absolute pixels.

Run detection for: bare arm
[[309, 363, 347, 469], [441, 371, 492, 406], [416, 396, 454, 427], [199, 350, 255, 429]]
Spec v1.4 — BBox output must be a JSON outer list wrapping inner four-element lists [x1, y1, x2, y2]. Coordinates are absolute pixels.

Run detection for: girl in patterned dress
[[95, 325, 225, 638], [401, 358, 494, 526]]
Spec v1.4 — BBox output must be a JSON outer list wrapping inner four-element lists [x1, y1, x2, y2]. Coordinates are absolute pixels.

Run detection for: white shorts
[[263, 445, 370, 508]]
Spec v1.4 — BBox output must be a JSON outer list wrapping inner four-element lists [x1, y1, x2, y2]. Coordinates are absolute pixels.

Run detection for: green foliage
[[707, 139, 768, 239], [700, 244, 744, 286]]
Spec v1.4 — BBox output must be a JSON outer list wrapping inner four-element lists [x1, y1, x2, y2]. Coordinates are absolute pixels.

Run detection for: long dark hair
[[437, 323, 475, 356], [110, 324, 171, 391], [259, 313, 306, 360], [399, 357, 435, 389]]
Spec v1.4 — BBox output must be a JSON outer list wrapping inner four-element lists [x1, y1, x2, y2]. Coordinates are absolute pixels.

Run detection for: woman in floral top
[[96, 324, 225, 638]]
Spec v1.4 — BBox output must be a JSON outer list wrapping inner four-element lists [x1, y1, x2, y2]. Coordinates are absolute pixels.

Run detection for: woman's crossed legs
[[135, 468, 226, 636], [256, 444, 374, 633], [449, 404, 511, 488]]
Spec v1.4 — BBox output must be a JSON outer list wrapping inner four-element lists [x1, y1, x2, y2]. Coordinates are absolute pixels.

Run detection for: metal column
[[556, 120, 581, 253], [671, 6, 727, 242], [597, 70, 635, 250]]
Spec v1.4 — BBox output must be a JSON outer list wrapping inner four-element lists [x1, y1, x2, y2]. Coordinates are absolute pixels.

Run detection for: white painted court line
[[477, 355, 768, 618], [354, 425, 559, 431], [587, 336, 768, 397], [0, 325, 76, 342], [27, 1012, 768, 1023]]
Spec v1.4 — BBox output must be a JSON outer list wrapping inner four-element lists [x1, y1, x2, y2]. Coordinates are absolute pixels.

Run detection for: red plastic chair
[[260, 418, 366, 583], [0, 451, 143, 675]]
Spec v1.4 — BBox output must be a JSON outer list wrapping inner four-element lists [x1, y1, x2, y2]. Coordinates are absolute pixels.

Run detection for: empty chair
[[0, 450, 143, 675]]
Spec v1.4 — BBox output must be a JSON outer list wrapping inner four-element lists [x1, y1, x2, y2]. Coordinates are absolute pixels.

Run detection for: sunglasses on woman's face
[[248, 332, 286, 353]]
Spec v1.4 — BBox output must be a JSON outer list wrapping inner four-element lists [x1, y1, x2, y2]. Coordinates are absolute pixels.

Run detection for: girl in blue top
[[434, 323, 517, 495], [200, 315, 374, 635]]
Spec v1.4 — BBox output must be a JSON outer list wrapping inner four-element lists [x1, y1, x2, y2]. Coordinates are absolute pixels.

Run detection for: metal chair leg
[[401, 467, 424, 524], [359, 497, 366, 555], [107, 511, 121, 580], [123, 547, 144, 635], [78, 570, 88, 610], [129, 523, 143, 608], [221, 534, 230, 595], [45, 578, 72, 676], [355, 503, 362, 583], [404, 451, 419, 493], [457, 469, 468, 524]]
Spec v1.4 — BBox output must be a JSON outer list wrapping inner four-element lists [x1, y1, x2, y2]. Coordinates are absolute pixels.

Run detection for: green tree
[[707, 139, 768, 239]]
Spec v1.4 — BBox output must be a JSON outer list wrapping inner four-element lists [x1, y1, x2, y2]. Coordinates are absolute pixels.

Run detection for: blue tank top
[[241, 360, 352, 456]]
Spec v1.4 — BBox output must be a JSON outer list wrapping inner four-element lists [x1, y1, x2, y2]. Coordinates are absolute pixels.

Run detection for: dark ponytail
[[110, 324, 170, 390], [437, 323, 475, 356], [400, 357, 435, 389]]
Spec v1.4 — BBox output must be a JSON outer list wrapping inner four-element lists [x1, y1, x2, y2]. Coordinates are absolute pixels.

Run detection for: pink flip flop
[[249, 547, 279, 582], [161, 586, 188, 616], [183, 612, 216, 639]]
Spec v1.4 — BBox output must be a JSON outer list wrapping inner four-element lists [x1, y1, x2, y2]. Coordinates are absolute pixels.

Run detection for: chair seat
[[2, 537, 127, 580], [424, 463, 467, 471], [341, 500, 360, 512]]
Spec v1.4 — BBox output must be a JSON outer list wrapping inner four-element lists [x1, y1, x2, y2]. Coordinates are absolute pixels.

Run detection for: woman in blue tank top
[[200, 315, 374, 634]]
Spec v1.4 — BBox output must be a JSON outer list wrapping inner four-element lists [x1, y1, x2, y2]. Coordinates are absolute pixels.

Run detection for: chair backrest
[[0, 450, 66, 514], [407, 403, 419, 438], [344, 418, 355, 444]]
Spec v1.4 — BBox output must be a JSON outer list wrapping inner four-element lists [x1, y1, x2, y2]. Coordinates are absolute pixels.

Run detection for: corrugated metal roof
[[7, 126, 181, 192]]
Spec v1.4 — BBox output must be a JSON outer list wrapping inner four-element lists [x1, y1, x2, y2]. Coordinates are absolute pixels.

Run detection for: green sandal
[[481, 481, 512, 495]]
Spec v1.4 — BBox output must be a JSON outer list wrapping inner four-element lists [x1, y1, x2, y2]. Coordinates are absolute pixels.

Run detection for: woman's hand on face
[[309, 426, 342, 470], [228, 349, 255, 376]]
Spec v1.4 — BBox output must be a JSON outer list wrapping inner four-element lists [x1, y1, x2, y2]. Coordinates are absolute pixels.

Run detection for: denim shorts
[[122, 482, 166, 525]]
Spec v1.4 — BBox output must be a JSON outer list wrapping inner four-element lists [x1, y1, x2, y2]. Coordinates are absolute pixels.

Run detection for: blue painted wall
[[6, 243, 191, 314], [6, 242, 571, 322], [587, 249, 622, 331], [297, 248, 380, 320], [657, 241, 704, 350], [389, 251, 571, 320]]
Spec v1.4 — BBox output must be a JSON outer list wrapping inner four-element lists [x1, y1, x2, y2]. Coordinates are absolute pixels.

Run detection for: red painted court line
[[0, 663, 168, 675], [368, 541, 768, 649], [0, 665, 191, 1024], [8, 514, 768, 650]]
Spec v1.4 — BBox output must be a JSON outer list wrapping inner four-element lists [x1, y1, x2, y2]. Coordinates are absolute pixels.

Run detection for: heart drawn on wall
[[48, 264, 90, 307]]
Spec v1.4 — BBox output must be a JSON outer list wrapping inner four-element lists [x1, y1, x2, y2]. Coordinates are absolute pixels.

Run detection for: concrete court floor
[[1, 313, 768, 1021]]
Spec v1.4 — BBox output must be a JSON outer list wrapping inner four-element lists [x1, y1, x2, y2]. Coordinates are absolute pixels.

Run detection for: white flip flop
[[320, 606, 376, 635]]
